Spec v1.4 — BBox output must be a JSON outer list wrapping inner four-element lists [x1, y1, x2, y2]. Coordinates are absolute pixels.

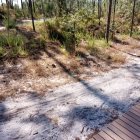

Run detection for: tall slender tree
[[28, 0, 36, 31], [106, 0, 113, 43], [92, 0, 95, 14], [21, 0, 23, 9], [130, 0, 136, 37], [98, 0, 102, 25], [112, 0, 117, 38]]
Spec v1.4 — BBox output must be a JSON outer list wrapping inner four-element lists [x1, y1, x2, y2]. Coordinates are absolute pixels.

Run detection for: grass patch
[[111, 53, 126, 64], [0, 32, 28, 58], [3, 18, 16, 29], [94, 39, 109, 48], [132, 31, 140, 40]]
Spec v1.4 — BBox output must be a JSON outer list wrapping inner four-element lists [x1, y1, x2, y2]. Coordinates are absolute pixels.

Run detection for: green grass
[[3, 18, 16, 29], [94, 39, 109, 48], [0, 32, 28, 58], [132, 30, 140, 40]]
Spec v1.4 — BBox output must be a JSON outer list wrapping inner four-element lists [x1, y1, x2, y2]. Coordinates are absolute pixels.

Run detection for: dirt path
[[0, 26, 6, 31], [0, 51, 140, 140], [0, 30, 139, 140]]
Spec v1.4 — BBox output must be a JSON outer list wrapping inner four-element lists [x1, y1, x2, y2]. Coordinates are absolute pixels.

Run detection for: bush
[[46, 20, 77, 54], [3, 18, 16, 29], [43, 10, 109, 55], [47, 21, 65, 44], [63, 31, 76, 54], [0, 32, 27, 58]]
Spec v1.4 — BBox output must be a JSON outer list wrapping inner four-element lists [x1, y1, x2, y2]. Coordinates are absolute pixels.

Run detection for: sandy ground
[[0, 26, 6, 31], [0, 52, 140, 140]]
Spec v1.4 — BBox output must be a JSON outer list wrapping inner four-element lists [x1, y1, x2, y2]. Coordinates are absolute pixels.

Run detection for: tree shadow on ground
[[0, 103, 7, 123], [12, 44, 139, 138], [127, 63, 140, 81], [0, 28, 140, 139], [0, 64, 140, 139], [113, 36, 129, 45], [9, 28, 138, 111]]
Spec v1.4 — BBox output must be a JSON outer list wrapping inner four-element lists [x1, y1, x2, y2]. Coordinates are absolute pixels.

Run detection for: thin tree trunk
[[112, 0, 117, 38], [21, 0, 23, 9], [77, 0, 80, 10], [98, 0, 101, 25], [6, 0, 10, 38], [130, 0, 136, 37], [106, 0, 113, 43], [92, 0, 95, 14], [28, 0, 36, 31]]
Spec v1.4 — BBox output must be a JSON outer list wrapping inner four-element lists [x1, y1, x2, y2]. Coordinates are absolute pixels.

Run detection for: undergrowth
[[0, 32, 27, 58]]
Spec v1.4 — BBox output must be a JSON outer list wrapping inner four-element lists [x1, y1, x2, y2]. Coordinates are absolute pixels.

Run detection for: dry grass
[[24, 63, 47, 77], [0, 27, 128, 101], [111, 53, 126, 64]]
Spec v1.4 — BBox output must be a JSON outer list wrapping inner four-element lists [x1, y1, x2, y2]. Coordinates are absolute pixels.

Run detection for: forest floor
[[0, 25, 127, 100], [0, 35, 140, 140]]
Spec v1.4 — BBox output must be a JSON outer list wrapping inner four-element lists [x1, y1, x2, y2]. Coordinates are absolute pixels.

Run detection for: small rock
[[33, 132, 38, 135], [27, 82, 32, 87], [52, 64, 56, 68]]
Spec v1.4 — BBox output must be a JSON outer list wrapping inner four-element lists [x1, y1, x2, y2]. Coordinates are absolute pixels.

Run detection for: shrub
[[94, 39, 109, 48], [3, 18, 16, 29], [63, 31, 76, 54], [0, 32, 27, 58], [47, 21, 65, 44]]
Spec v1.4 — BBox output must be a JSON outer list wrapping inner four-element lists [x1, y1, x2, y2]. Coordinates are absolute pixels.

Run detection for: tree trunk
[[112, 0, 117, 39], [28, 0, 36, 31], [130, 0, 136, 37], [92, 0, 95, 14], [106, 0, 113, 43], [98, 0, 102, 25], [21, 0, 23, 9]]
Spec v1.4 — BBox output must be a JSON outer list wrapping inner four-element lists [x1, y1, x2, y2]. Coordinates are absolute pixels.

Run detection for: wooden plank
[[130, 109, 140, 117], [119, 116, 140, 131], [116, 119, 140, 138], [123, 114, 140, 127], [93, 134, 104, 140], [135, 104, 140, 109], [126, 111, 140, 122], [99, 131, 114, 140], [102, 127, 123, 140], [132, 106, 140, 114], [88, 137, 96, 140], [107, 124, 133, 140], [136, 103, 140, 107], [135, 104, 140, 108], [112, 121, 140, 140], [91, 103, 140, 140]]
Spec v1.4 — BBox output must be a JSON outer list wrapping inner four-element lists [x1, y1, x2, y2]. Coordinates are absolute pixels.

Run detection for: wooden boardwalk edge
[[91, 102, 140, 140]]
